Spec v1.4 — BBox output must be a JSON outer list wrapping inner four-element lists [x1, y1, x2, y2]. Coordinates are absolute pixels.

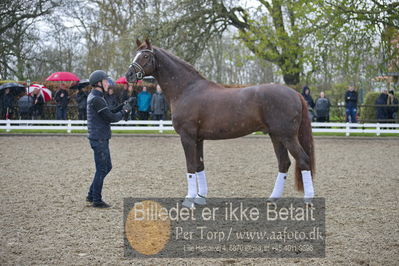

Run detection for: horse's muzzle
[[125, 69, 137, 83]]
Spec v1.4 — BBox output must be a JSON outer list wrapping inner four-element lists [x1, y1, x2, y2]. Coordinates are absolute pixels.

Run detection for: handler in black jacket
[[86, 70, 132, 208]]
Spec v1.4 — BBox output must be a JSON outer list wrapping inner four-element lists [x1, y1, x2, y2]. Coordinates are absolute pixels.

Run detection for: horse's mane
[[156, 47, 206, 79], [138, 44, 239, 86]]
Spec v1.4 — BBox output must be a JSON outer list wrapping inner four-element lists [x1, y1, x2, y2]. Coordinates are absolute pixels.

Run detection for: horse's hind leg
[[283, 137, 314, 202], [194, 140, 207, 205], [268, 136, 291, 200]]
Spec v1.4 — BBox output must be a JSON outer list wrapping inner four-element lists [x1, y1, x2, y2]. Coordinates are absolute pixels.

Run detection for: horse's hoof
[[194, 194, 206, 205], [304, 198, 313, 206], [266, 197, 279, 203], [182, 197, 195, 209]]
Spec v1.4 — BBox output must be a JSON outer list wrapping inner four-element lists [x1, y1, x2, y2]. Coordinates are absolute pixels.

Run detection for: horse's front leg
[[180, 133, 198, 208], [194, 139, 207, 205]]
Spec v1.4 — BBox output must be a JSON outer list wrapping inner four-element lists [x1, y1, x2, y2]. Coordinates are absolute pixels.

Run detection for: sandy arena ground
[[0, 135, 398, 265]]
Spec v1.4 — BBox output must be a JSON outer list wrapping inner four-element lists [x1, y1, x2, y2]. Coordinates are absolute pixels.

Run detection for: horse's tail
[[295, 94, 315, 191]]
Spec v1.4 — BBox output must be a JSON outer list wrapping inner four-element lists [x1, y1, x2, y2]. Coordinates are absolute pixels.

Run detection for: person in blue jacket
[[86, 70, 132, 208], [137, 86, 152, 120]]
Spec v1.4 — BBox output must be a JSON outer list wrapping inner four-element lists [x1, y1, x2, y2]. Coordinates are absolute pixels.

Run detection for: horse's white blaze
[[133, 52, 142, 63]]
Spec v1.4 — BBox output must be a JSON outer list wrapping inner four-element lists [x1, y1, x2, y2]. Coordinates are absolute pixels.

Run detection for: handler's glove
[[124, 96, 136, 106], [122, 103, 132, 121]]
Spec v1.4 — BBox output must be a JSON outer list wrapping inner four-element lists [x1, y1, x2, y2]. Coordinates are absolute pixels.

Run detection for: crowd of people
[[78, 83, 168, 121], [0, 83, 169, 121], [1, 87, 46, 120], [301, 85, 398, 123], [301, 86, 332, 122]]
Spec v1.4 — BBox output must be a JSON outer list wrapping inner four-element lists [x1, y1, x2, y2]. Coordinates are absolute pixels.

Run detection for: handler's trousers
[[88, 139, 112, 203]]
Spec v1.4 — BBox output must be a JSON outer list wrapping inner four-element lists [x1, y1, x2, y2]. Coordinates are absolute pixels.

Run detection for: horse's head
[[126, 38, 156, 83]]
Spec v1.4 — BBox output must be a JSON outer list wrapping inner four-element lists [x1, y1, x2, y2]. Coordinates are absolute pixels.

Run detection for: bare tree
[[0, 0, 61, 80]]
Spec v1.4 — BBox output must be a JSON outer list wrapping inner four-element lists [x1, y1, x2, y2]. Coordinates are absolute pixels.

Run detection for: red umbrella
[[116, 76, 127, 84], [46, 72, 80, 82]]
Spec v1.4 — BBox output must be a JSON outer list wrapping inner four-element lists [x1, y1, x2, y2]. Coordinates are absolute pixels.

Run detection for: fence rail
[[0, 120, 398, 136], [4, 104, 399, 123]]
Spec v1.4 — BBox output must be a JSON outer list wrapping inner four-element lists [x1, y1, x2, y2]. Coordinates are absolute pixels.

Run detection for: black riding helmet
[[89, 70, 109, 87]]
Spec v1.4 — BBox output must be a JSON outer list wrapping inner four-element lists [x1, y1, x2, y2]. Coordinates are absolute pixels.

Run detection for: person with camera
[[86, 70, 132, 208]]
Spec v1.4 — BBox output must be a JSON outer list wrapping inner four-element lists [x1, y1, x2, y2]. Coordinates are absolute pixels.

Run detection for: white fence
[[311, 122, 399, 136], [0, 120, 174, 133], [0, 120, 399, 136]]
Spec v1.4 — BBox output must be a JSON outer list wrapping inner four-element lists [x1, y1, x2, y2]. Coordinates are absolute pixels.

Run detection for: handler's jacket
[[87, 89, 123, 140]]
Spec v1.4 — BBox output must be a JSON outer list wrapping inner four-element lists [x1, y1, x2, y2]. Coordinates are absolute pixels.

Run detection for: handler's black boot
[[92, 201, 111, 208], [86, 196, 93, 203]]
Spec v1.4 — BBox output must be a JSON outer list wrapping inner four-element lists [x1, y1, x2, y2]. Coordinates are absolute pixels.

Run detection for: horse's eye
[[144, 55, 149, 59]]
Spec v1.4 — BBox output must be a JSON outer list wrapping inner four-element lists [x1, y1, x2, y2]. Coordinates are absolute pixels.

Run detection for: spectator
[[137, 86, 152, 120], [151, 85, 168, 120], [387, 90, 398, 121], [375, 90, 388, 122], [105, 87, 118, 109], [54, 83, 69, 120], [1, 88, 15, 119], [301, 86, 315, 121], [76, 87, 88, 120], [18, 95, 34, 119], [120, 84, 130, 103], [344, 85, 358, 123], [129, 86, 138, 120], [315, 91, 331, 122], [119, 84, 137, 120], [32, 88, 44, 119]]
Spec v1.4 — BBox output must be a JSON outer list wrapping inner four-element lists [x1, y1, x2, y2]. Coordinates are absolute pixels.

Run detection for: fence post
[[6, 119, 11, 132], [159, 120, 164, 133], [67, 120, 72, 133], [376, 123, 380, 136], [345, 123, 350, 136]]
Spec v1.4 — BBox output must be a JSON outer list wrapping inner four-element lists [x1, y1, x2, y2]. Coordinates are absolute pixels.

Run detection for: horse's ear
[[136, 39, 142, 47], [145, 38, 152, 50]]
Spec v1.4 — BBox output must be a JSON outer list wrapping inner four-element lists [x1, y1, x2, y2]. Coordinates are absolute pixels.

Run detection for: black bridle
[[129, 49, 155, 80]]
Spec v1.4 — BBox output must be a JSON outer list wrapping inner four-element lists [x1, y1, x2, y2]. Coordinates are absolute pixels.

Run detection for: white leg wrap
[[301, 170, 314, 199], [186, 173, 197, 198], [269, 172, 287, 198], [196, 170, 208, 197]]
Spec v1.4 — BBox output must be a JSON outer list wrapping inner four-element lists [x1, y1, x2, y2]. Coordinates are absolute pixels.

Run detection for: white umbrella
[[26, 84, 52, 102]]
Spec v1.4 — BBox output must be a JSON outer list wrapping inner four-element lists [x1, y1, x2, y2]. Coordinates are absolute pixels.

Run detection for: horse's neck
[[154, 49, 206, 102]]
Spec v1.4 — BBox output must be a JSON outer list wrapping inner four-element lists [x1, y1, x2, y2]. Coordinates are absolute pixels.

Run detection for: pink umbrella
[[27, 84, 52, 102], [116, 76, 127, 84], [46, 72, 80, 82]]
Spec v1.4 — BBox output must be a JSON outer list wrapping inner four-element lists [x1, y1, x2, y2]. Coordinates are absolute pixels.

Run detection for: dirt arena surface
[[0, 135, 398, 265]]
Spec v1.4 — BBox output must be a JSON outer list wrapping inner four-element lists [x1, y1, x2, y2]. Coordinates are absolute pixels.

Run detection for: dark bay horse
[[126, 39, 315, 206]]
